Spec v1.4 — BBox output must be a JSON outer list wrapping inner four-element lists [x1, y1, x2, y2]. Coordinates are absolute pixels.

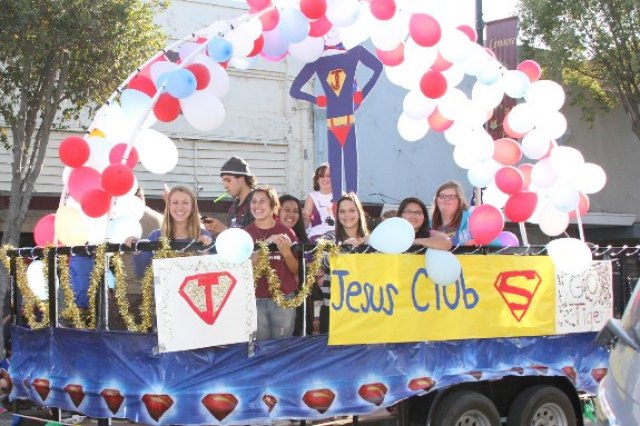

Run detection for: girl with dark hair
[[303, 164, 337, 242], [396, 197, 451, 250], [431, 181, 475, 246]]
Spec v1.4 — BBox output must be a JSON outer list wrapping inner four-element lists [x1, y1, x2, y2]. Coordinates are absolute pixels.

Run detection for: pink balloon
[[456, 24, 477, 42], [469, 205, 504, 245], [375, 43, 404, 66], [309, 15, 332, 38], [569, 192, 590, 219], [428, 108, 453, 132], [517, 60, 542, 82], [68, 166, 101, 201], [420, 70, 447, 99], [493, 138, 522, 166], [109, 143, 139, 169], [260, 8, 280, 31], [370, 0, 396, 20], [518, 163, 534, 190], [409, 14, 441, 47], [495, 166, 524, 195], [504, 191, 538, 223], [247, 0, 271, 11], [34, 214, 56, 246], [431, 51, 452, 72]]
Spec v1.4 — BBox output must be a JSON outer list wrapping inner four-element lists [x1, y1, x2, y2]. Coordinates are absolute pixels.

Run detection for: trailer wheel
[[430, 390, 500, 426], [506, 385, 576, 426]]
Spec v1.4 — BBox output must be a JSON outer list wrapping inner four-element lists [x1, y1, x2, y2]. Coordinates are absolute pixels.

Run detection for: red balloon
[[495, 166, 524, 195], [81, 188, 111, 218], [370, 0, 396, 20], [186, 63, 210, 90], [109, 143, 139, 169], [153, 93, 181, 123], [375, 43, 404, 66], [517, 163, 534, 190], [128, 76, 157, 97], [469, 205, 504, 245], [517, 60, 542, 82], [420, 70, 447, 99], [247, 0, 270, 11], [504, 191, 538, 223], [309, 15, 332, 37], [409, 14, 441, 47], [427, 108, 453, 132], [248, 35, 265, 57], [431, 51, 452, 72], [101, 164, 134, 197], [34, 214, 56, 246], [260, 8, 280, 31], [68, 166, 101, 201], [456, 24, 477, 42], [569, 193, 590, 219], [59, 136, 90, 168], [493, 138, 522, 166], [300, 0, 326, 20]]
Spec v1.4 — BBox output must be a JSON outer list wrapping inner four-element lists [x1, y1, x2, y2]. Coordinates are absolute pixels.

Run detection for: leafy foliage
[[518, 0, 640, 140]]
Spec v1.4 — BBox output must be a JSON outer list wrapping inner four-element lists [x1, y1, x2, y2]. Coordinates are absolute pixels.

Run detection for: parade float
[[1, 0, 618, 425]]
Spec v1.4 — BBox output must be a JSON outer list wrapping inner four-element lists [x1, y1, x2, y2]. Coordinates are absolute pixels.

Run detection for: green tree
[[0, 0, 167, 247], [518, 0, 640, 142]]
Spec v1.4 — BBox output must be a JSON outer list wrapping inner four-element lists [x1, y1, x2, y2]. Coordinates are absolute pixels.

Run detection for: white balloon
[[472, 79, 505, 111], [439, 28, 472, 64], [425, 249, 462, 286], [225, 27, 254, 58], [84, 214, 110, 244], [550, 146, 585, 178], [338, 6, 374, 49], [460, 43, 492, 77], [507, 102, 536, 135], [229, 56, 257, 70], [437, 88, 469, 121], [134, 128, 179, 174], [179, 41, 202, 62], [181, 87, 226, 132], [574, 162, 607, 194], [326, 0, 361, 27], [535, 110, 568, 140], [521, 129, 552, 160], [467, 159, 500, 188], [106, 217, 142, 243], [191, 54, 230, 99], [525, 80, 565, 111], [531, 157, 558, 189], [215, 228, 254, 263], [475, 61, 501, 85], [453, 144, 477, 169], [546, 238, 592, 275], [397, 113, 429, 142], [403, 90, 437, 119], [538, 202, 569, 236], [238, 18, 263, 41], [289, 36, 325, 63], [441, 63, 465, 88], [551, 183, 580, 213], [443, 121, 475, 146], [112, 194, 145, 221], [84, 136, 115, 173], [149, 61, 178, 87], [384, 60, 420, 90], [26, 261, 50, 300], [483, 184, 509, 208], [370, 13, 409, 51], [369, 217, 415, 254], [503, 70, 531, 99]]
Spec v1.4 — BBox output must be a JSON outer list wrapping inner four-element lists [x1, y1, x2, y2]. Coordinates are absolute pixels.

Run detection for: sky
[[432, 0, 520, 28]]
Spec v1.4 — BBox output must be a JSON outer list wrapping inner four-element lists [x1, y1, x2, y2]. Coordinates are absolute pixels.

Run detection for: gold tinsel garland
[[57, 254, 86, 329], [0, 245, 49, 329], [253, 240, 338, 309], [87, 244, 107, 329]]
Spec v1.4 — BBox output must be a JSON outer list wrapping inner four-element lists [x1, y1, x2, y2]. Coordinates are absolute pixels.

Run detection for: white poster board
[[556, 260, 613, 333], [153, 255, 257, 353]]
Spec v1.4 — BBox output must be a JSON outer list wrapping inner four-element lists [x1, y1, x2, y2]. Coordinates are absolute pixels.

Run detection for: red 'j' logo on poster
[[179, 272, 237, 325], [494, 270, 542, 322]]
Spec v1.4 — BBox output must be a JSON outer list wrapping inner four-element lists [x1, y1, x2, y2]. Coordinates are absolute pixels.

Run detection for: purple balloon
[[497, 231, 519, 247]]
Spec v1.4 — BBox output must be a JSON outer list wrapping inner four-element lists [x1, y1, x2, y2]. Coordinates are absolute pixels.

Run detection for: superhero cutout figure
[[289, 32, 383, 202]]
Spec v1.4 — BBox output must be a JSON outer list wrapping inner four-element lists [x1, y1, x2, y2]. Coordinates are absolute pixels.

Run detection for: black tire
[[430, 390, 501, 426], [506, 385, 576, 426]]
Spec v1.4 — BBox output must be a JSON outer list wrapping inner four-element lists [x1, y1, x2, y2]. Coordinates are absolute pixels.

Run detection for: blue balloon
[[207, 37, 234, 63], [216, 228, 254, 263], [425, 248, 462, 286], [369, 217, 415, 254], [165, 69, 197, 99], [279, 8, 310, 44]]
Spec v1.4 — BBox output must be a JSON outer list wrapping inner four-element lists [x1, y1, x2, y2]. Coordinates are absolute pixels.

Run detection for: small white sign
[[556, 260, 613, 333], [153, 255, 257, 353]]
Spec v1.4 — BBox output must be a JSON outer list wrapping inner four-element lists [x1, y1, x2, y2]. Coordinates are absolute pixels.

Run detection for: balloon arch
[[38, 0, 606, 274]]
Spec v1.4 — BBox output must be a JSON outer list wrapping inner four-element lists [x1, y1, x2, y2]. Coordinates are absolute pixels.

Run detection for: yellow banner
[[328, 254, 556, 345]]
